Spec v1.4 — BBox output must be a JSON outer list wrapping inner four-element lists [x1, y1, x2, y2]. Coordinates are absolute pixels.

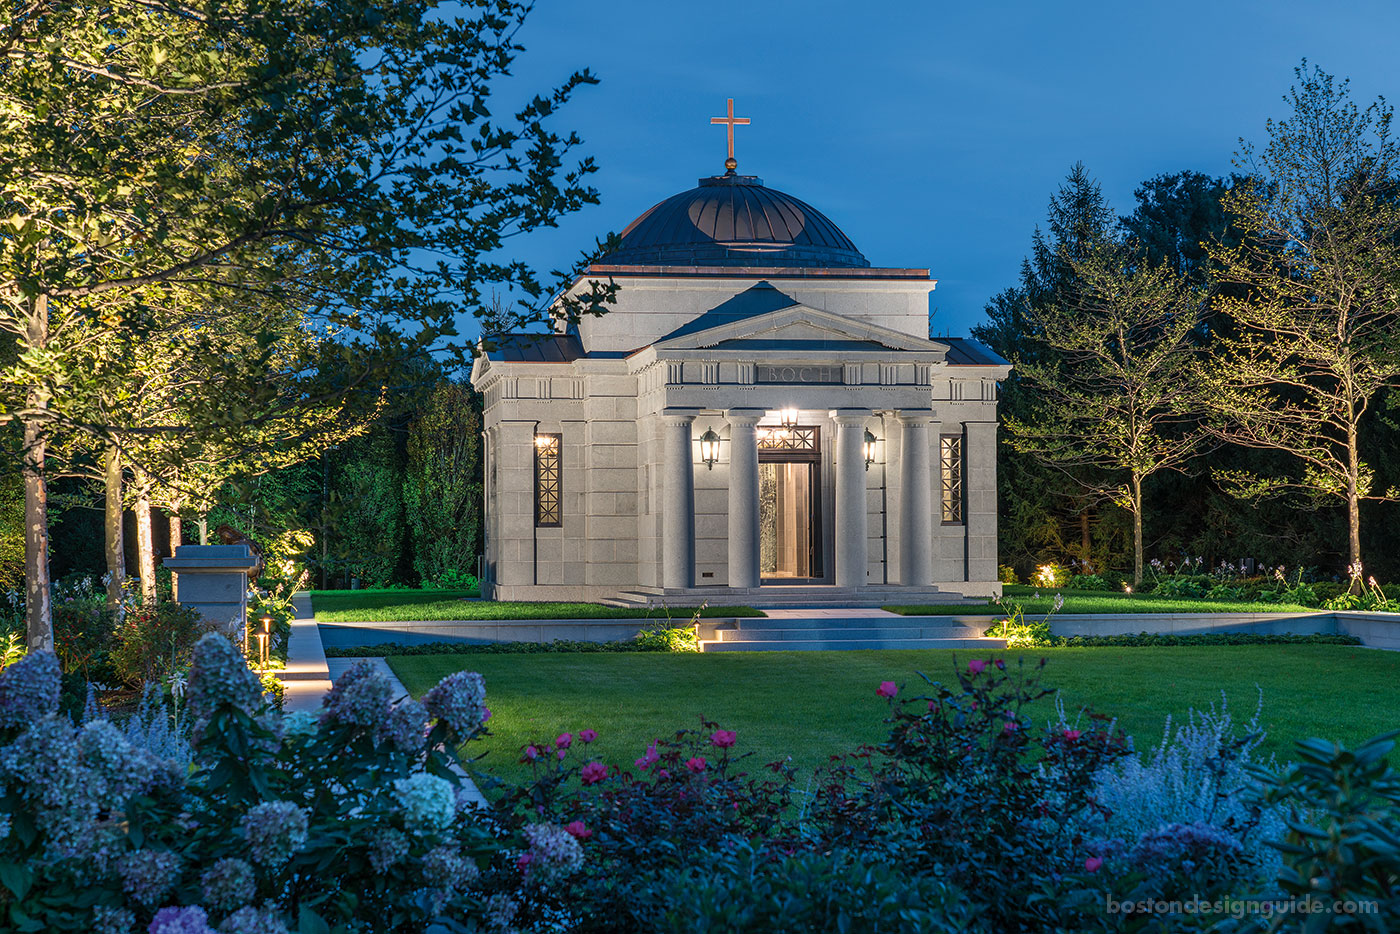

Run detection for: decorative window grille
[[940, 434, 964, 524], [534, 433, 562, 527], [756, 425, 820, 452]]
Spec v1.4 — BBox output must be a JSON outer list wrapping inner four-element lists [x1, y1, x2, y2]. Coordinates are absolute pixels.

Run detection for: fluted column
[[898, 412, 936, 587], [661, 411, 697, 589], [834, 411, 870, 588], [726, 409, 764, 589]]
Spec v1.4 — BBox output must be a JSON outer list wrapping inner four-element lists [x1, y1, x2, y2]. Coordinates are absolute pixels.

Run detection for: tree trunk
[[104, 444, 126, 612], [1079, 510, 1092, 573], [169, 512, 183, 553], [1346, 420, 1363, 593], [198, 515, 208, 546], [22, 294, 52, 651], [133, 465, 158, 606], [1131, 473, 1144, 589]]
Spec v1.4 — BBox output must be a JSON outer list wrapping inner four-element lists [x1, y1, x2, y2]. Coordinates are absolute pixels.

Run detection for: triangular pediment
[[655, 303, 949, 356]]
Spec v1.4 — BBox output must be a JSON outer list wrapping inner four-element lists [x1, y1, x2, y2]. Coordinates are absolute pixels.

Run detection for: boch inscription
[[752, 363, 842, 385]]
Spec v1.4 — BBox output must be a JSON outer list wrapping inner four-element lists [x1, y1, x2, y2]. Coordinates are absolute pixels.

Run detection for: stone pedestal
[[164, 544, 257, 637]]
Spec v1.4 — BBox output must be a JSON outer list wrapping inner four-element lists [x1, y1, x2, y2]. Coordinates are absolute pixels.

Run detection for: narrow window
[[940, 434, 963, 524], [534, 433, 561, 527]]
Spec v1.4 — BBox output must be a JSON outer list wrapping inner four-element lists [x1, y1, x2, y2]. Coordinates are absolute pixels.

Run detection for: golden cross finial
[[710, 98, 750, 173]]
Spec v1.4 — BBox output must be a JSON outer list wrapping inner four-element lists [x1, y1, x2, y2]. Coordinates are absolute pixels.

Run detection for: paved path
[[277, 592, 486, 807]]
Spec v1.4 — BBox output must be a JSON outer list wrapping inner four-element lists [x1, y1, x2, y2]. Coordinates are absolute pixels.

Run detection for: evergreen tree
[[403, 383, 483, 586]]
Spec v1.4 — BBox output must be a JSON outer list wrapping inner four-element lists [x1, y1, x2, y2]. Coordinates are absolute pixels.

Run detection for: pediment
[[654, 304, 949, 356]]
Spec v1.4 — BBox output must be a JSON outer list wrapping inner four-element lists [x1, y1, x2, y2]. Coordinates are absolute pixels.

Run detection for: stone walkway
[[276, 592, 487, 808]]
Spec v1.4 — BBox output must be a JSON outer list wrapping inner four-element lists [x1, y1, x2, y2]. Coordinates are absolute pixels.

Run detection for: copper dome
[[603, 173, 869, 268]]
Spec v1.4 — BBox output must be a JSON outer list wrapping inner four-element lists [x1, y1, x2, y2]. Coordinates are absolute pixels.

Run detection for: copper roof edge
[[584, 263, 933, 280]]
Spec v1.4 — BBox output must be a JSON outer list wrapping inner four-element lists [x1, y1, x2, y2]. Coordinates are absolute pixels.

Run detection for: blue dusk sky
[[489, 0, 1399, 338]]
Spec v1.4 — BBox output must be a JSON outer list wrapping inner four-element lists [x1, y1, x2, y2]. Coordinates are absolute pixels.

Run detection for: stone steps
[[600, 586, 985, 610], [697, 616, 1005, 652]]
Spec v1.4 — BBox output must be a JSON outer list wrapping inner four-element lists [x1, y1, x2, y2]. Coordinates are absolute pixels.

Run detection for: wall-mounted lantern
[[779, 407, 799, 428], [699, 429, 721, 469], [864, 429, 878, 470]]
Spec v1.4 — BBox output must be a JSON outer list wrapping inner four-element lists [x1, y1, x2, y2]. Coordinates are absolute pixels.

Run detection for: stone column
[[898, 412, 936, 587], [834, 411, 871, 588], [726, 409, 764, 589], [661, 411, 697, 589]]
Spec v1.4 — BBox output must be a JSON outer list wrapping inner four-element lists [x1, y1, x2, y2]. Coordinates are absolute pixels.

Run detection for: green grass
[[312, 590, 764, 622], [388, 645, 1400, 789], [887, 584, 1319, 616]]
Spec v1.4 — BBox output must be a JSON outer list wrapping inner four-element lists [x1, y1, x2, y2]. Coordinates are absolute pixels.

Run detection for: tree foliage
[[404, 382, 483, 586]]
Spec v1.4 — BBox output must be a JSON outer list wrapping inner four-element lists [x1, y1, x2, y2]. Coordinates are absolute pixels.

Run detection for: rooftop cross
[[710, 98, 750, 173]]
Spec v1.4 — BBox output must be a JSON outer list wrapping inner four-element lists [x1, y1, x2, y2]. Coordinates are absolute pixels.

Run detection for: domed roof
[[603, 173, 869, 268]]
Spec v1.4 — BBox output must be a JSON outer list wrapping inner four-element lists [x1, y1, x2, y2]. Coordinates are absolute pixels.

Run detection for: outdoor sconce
[[864, 429, 878, 470], [534, 434, 557, 450], [256, 613, 274, 668], [699, 429, 721, 469], [779, 407, 799, 429]]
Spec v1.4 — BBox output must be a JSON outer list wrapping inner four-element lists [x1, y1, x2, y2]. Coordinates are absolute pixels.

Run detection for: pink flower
[[1085, 857, 1103, 872], [564, 820, 592, 841], [686, 756, 707, 773], [634, 756, 651, 771], [578, 729, 597, 743], [1003, 721, 1019, 733], [523, 745, 539, 762], [968, 659, 987, 675], [657, 768, 671, 780], [482, 707, 492, 722], [1064, 729, 1082, 741], [928, 700, 938, 712], [556, 749, 566, 760], [994, 658, 1006, 670], [517, 853, 533, 872], [555, 732, 573, 749], [876, 681, 898, 698], [580, 761, 608, 785], [710, 729, 737, 748]]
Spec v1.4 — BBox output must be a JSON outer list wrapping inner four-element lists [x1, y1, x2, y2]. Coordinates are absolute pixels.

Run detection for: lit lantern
[[863, 429, 877, 470], [699, 429, 721, 469], [779, 407, 798, 428]]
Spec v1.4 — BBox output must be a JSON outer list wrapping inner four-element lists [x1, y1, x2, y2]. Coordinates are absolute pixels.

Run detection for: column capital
[[659, 408, 699, 427], [832, 408, 873, 425], [895, 409, 937, 425], [724, 408, 766, 425]]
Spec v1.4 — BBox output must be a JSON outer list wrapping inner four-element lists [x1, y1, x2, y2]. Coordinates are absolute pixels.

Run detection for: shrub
[[997, 564, 1019, 584], [0, 637, 546, 933], [1032, 562, 1068, 588], [1249, 732, 1400, 925], [52, 592, 116, 683], [633, 625, 699, 652], [108, 602, 206, 685], [1151, 574, 1209, 598], [424, 568, 479, 591], [1067, 573, 1109, 591]]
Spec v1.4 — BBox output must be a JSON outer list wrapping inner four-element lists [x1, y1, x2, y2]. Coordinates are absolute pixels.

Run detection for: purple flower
[[378, 699, 429, 752], [93, 906, 136, 934], [368, 828, 410, 873], [116, 849, 183, 907], [520, 823, 584, 885], [217, 905, 289, 934], [148, 906, 213, 934], [186, 635, 263, 737], [199, 857, 255, 913], [319, 661, 394, 731], [240, 801, 308, 866], [422, 671, 487, 739], [0, 650, 59, 729]]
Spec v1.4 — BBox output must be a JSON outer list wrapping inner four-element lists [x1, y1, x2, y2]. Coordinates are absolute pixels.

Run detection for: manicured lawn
[[312, 589, 763, 622], [389, 645, 1400, 791], [887, 584, 1319, 616]]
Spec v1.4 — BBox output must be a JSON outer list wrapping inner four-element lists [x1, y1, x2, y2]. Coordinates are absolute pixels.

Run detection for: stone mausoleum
[[471, 112, 1010, 607]]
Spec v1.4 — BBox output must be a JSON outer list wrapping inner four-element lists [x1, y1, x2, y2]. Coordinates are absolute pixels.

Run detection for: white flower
[[392, 773, 456, 833]]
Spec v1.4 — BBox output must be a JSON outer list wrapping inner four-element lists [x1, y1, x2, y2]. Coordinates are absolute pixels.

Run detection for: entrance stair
[[696, 609, 1006, 652], [599, 585, 988, 610]]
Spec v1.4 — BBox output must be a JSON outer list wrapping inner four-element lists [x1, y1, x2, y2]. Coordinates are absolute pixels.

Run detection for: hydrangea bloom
[[319, 661, 394, 731], [1129, 821, 1245, 876], [79, 719, 156, 801], [148, 906, 213, 934], [239, 801, 308, 866], [115, 849, 183, 907], [392, 772, 456, 832], [378, 699, 429, 752], [484, 895, 519, 931], [368, 828, 410, 873], [421, 671, 487, 738], [93, 905, 136, 934], [420, 844, 479, 889], [281, 711, 318, 740], [0, 715, 99, 857], [217, 905, 289, 934], [199, 857, 256, 913], [520, 823, 584, 886], [185, 635, 263, 736], [0, 649, 59, 729]]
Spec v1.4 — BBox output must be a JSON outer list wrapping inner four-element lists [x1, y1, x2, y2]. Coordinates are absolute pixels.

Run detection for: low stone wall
[[1049, 611, 1338, 638], [318, 618, 652, 649]]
